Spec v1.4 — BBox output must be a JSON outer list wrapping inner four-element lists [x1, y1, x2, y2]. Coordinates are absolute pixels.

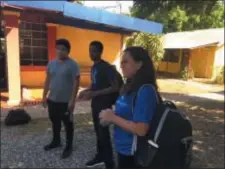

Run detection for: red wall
[[47, 26, 56, 61]]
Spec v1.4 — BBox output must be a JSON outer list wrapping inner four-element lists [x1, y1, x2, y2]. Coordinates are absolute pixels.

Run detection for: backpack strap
[[131, 84, 160, 154], [132, 84, 160, 115], [132, 84, 171, 144], [153, 108, 170, 142]]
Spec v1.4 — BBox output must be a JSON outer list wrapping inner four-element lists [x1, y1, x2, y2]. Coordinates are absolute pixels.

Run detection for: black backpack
[[4, 109, 31, 126], [133, 85, 193, 169]]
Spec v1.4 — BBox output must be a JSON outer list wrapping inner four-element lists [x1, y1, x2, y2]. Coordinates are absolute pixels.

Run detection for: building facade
[[0, 1, 163, 105]]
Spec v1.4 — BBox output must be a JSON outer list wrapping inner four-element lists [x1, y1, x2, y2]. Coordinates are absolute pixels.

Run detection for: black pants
[[47, 99, 74, 148], [117, 153, 138, 169], [92, 105, 115, 168]]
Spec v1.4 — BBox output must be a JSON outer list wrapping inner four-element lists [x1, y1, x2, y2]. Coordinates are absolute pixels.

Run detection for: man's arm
[[42, 72, 50, 100], [70, 75, 80, 103], [92, 79, 119, 97], [79, 65, 120, 99], [69, 62, 81, 105], [92, 65, 120, 97]]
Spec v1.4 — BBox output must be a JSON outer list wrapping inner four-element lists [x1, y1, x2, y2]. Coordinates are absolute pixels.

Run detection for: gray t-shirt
[[47, 58, 80, 103]]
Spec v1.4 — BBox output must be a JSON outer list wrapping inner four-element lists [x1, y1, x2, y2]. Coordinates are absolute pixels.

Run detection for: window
[[162, 50, 180, 63], [19, 21, 48, 66], [0, 20, 6, 55]]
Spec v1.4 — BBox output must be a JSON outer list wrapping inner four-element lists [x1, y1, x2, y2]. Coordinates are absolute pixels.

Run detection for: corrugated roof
[[4, 1, 163, 34], [163, 28, 224, 49]]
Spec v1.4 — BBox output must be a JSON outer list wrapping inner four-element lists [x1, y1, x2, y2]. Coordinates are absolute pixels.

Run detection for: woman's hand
[[99, 109, 116, 125], [100, 108, 149, 136]]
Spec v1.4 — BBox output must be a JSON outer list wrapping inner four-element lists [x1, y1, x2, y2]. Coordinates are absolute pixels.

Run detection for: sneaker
[[61, 147, 73, 159], [44, 142, 61, 151], [86, 156, 104, 168]]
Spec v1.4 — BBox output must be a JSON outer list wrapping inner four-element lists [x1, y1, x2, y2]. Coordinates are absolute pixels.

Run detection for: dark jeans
[[92, 104, 115, 168], [47, 99, 74, 148], [117, 153, 138, 169]]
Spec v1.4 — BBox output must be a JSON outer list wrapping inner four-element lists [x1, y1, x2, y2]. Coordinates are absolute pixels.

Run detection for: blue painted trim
[[63, 2, 163, 34], [4, 1, 163, 34]]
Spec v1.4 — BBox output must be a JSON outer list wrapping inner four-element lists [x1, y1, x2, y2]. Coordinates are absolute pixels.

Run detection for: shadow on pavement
[[161, 92, 224, 168]]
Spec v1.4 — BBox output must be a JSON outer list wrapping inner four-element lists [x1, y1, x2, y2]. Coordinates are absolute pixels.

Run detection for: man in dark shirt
[[79, 41, 119, 169]]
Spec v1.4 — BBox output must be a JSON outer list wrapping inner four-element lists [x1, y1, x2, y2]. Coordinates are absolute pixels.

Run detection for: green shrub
[[179, 66, 194, 80], [213, 66, 224, 84], [180, 67, 189, 80], [125, 32, 164, 70]]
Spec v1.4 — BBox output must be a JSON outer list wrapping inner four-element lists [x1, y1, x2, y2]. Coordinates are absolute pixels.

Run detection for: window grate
[[19, 21, 48, 66]]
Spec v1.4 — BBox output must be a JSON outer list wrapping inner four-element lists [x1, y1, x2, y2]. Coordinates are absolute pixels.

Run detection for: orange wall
[[21, 71, 46, 87], [191, 46, 217, 78], [56, 25, 122, 66], [158, 61, 181, 74], [20, 24, 123, 88]]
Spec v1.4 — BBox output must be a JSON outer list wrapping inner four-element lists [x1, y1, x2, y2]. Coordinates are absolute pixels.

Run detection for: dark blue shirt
[[114, 85, 158, 155], [91, 60, 116, 108]]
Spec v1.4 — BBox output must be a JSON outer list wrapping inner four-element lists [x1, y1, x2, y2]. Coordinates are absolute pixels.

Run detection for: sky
[[83, 1, 133, 14]]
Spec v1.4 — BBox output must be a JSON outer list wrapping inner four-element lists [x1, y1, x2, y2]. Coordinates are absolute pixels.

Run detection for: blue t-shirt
[[114, 85, 158, 156], [47, 58, 80, 103]]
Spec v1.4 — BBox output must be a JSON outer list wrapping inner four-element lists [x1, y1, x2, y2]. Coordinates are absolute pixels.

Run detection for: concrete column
[[4, 12, 21, 106]]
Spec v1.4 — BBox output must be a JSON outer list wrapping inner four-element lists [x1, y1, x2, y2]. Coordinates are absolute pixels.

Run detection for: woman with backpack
[[99, 46, 160, 169]]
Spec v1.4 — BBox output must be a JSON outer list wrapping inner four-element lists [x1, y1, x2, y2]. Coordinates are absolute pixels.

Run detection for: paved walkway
[[1, 101, 91, 121], [1, 79, 224, 121], [188, 93, 224, 101]]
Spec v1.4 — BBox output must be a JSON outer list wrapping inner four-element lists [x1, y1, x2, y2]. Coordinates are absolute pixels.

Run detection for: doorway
[[180, 49, 190, 71], [0, 19, 7, 91]]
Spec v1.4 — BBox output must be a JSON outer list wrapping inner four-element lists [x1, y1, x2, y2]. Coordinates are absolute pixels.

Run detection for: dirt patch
[[177, 102, 224, 168], [158, 79, 208, 94], [157, 79, 224, 94]]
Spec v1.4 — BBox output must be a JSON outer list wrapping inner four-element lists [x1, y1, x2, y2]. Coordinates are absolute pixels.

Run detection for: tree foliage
[[131, 0, 224, 33], [125, 33, 164, 68], [67, 0, 83, 5]]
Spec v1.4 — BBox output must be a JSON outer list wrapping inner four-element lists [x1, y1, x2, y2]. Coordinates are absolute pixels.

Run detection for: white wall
[[214, 45, 224, 67]]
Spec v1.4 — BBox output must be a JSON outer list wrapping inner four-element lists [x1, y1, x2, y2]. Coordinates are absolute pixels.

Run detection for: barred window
[[162, 50, 180, 63], [19, 21, 48, 66]]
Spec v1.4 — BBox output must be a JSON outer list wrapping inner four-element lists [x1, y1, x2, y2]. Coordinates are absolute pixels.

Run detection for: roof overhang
[[163, 28, 224, 49], [164, 42, 224, 49], [3, 1, 163, 35]]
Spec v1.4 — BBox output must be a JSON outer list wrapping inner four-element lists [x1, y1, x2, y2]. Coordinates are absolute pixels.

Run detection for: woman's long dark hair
[[121, 46, 159, 96]]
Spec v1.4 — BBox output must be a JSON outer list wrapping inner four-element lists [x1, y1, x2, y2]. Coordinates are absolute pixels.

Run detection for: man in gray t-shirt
[[42, 39, 80, 159]]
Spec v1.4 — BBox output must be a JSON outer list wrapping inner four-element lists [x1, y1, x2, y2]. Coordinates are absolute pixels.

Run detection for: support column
[[47, 23, 57, 61], [4, 12, 21, 106]]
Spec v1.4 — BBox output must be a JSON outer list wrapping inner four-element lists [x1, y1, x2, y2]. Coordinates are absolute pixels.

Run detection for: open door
[[0, 51, 7, 90]]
